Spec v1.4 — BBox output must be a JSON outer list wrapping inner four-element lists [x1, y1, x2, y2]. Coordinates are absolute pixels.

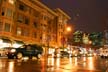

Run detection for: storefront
[[0, 38, 12, 48], [0, 38, 12, 56]]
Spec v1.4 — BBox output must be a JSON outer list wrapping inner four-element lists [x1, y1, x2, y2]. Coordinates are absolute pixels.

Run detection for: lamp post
[[65, 26, 72, 55], [66, 26, 72, 45], [88, 40, 92, 48], [61, 26, 72, 51]]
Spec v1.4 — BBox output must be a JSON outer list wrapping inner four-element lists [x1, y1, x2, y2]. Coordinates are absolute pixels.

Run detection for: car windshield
[[61, 51, 68, 53], [19, 44, 43, 51]]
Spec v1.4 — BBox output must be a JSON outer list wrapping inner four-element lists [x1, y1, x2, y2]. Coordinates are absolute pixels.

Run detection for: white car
[[100, 49, 108, 58]]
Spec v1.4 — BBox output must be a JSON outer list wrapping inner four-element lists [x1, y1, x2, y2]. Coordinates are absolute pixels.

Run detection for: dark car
[[54, 51, 69, 58], [7, 44, 43, 59], [60, 51, 69, 58]]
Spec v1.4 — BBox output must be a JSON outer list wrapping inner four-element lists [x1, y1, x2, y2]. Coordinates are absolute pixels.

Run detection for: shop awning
[[1, 38, 12, 43], [14, 40, 24, 44]]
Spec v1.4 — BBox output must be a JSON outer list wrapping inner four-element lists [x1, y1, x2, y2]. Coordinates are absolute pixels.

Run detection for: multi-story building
[[54, 8, 71, 47], [0, 0, 71, 49]]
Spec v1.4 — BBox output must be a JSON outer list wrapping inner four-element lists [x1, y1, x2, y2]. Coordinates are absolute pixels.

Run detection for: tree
[[89, 32, 104, 48], [72, 31, 83, 46]]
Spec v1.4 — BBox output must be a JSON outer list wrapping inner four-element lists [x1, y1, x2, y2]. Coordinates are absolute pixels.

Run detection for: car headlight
[[10, 49, 16, 53], [75, 54, 77, 56]]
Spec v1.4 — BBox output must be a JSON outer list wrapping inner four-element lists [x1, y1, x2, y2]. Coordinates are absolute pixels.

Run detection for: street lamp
[[66, 27, 71, 32], [65, 26, 72, 47], [66, 26, 72, 38], [89, 40, 92, 45], [61, 26, 72, 50]]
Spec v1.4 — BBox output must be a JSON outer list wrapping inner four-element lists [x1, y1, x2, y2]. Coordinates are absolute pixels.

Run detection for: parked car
[[60, 51, 69, 58], [100, 49, 108, 58], [7, 44, 43, 59], [71, 49, 81, 57], [54, 51, 69, 58], [0, 48, 7, 56]]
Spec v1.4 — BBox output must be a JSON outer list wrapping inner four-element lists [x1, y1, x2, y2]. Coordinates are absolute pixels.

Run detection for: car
[[54, 51, 69, 58], [71, 49, 81, 57], [7, 44, 43, 59], [100, 49, 108, 58], [0, 48, 7, 56], [60, 51, 69, 58]]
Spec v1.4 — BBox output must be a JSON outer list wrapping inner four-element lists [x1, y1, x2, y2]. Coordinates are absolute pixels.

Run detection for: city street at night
[[0, 0, 108, 72], [0, 56, 108, 72]]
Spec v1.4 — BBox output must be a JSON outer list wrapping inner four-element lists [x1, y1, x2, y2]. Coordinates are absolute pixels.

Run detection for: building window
[[16, 27, 22, 35], [9, 0, 15, 4], [33, 32, 37, 38], [43, 15, 47, 20], [19, 4, 24, 11], [4, 23, 11, 32], [1, 7, 5, 16], [6, 8, 13, 17], [17, 14, 24, 23], [25, 17, 29, 25], [23, 29, 29, 36], [0, 22, 3, 31], [19, 4, 27, 12], [33, 22, 37, 28], [61, 25, 63, 29]]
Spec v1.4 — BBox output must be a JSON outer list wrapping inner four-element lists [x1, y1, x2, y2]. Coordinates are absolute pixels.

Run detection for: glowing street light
[[66, 27, 71, 32], [65, 26, 72, 47]]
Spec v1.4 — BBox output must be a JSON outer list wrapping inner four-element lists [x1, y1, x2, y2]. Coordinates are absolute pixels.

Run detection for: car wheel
[[37, 54, 41, 59], [16, 52, 23, 59]]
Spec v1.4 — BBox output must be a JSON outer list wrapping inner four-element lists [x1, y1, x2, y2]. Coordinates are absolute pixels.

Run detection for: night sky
[[41, 0, 108, 33]]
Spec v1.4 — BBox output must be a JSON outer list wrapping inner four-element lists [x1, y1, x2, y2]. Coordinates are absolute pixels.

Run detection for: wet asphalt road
[[0, 56, 108, 72]]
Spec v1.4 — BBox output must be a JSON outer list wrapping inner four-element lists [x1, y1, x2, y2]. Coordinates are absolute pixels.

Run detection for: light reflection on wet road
[[0, 56, 108, 72]]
